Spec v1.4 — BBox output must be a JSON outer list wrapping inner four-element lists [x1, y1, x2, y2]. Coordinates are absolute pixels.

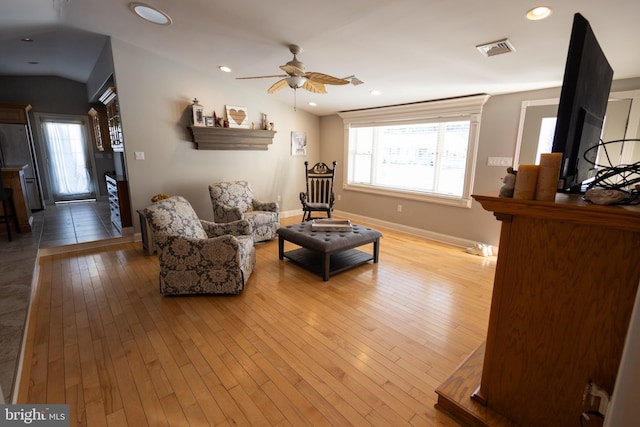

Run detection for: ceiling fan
[[237, 44, 361, 94]]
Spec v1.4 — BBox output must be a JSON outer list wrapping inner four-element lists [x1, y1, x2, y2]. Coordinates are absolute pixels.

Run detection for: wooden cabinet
[[0, 103, 29, 124], [105, 174, 132, 232], [88, 105, 111, 152], [1, 165, 32, 232], [436, 194, 640, 427], [99, 87, 124, 152]]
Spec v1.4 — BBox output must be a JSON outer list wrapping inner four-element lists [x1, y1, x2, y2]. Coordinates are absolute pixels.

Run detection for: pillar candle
[[534, 152, 563, 202], [513, 164, 539, 199]]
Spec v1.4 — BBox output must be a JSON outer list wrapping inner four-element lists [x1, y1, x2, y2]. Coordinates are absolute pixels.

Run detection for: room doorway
[[36, 114, 99, 203], [515, 90, 640, 169]]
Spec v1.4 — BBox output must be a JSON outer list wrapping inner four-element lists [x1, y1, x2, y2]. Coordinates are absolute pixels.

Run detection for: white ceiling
[[1, 0, 639, 115]]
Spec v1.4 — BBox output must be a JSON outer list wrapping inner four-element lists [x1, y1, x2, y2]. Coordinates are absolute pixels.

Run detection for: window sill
[[344, 183, 472, 208]]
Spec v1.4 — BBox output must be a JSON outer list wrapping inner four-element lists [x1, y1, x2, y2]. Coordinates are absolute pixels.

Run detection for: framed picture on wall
[[225, 105, 249, 128], [291, 131, 307, 156]]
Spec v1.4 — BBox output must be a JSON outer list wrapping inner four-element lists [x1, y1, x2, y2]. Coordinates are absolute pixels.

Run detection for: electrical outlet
[[134, 151, 145, 160], [277, 195, 281, 202], [397, 204, 402, 212], [337, 194, 341, 201], [487, 156, 512, 167]]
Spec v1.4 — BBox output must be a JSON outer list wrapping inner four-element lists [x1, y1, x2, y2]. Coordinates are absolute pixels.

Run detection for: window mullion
[[371, 127, 379, 185], [433, 123, 447, 192]]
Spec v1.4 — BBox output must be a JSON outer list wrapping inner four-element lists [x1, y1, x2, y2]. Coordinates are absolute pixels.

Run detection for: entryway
[[38, 200, 120, 248]]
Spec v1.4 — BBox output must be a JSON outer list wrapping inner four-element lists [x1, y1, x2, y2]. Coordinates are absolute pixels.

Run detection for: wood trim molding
[[472, 193, 640, 232], [188, 126, 276, 150]]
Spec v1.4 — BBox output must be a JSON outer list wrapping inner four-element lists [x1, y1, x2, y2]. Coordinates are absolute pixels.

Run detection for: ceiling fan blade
[[280, 64, 305, 76], [305, 72, 349, 86], [302, 79, 327, 94], [267, 79, 289, 94], [236, 74, 287, 80], [343, 75, 365, 85]]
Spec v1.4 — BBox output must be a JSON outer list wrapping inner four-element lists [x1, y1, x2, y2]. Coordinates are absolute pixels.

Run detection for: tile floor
[[39, 199, 121, 248], [0, 199, 122, 403]]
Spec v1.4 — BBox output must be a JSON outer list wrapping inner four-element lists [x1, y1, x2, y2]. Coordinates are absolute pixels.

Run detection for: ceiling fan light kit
[[237, 44, 353, 97], [285, 76, 306, 89]]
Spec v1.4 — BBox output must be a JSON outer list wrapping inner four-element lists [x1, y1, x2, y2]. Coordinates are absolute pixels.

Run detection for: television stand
[[436, 193, 640, 426]]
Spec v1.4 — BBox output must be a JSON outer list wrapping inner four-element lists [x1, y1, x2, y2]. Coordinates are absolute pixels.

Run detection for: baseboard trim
[[332, 209, 491, 251], [278, 208, 494, 251]]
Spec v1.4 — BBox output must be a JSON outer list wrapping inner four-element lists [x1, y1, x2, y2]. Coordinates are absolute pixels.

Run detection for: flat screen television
[[552, 13, 614, 193]]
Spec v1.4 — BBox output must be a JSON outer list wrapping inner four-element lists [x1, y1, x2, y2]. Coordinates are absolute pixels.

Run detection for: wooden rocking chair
[[299, 161, 337, 222]]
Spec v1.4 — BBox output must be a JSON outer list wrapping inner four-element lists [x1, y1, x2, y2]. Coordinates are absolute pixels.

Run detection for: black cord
[[582, 138, 640, 204]]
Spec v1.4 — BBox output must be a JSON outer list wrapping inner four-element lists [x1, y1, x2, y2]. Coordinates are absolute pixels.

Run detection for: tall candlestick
[[513, 165, 539, 199], [535, 153, 563, 202]]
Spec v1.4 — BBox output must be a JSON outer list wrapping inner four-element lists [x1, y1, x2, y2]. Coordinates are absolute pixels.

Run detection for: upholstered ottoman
[[277, 222, 382, 281]]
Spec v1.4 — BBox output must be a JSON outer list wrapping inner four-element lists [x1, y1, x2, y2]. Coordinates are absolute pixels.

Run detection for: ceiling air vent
[[476, 38, 515, 57]]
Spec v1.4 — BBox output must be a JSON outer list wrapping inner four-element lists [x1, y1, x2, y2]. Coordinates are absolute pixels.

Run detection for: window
[[339, 95, 489, 208]]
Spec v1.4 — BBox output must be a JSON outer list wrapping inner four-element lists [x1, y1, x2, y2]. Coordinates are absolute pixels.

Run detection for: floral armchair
[[209, 181, 280, 243], [141, 196, 256, 295]]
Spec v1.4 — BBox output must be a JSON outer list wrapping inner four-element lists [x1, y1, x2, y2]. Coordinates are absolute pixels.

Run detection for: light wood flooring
[[18, 217, 496, 426]]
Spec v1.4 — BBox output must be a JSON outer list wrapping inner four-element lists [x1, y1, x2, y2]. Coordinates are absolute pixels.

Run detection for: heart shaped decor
[[228, 108, 247, 126]]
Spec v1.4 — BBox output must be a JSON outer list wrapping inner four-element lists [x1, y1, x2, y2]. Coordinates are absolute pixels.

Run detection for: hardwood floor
[[18, 217, 496, 426]]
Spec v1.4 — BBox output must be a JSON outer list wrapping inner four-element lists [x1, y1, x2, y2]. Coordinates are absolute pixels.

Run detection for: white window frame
[[339, 94, 490, 208]]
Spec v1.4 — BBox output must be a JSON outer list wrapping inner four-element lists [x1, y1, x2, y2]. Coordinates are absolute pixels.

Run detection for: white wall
[[109, 38, 320, 228], [108, 34, 640, 246], [321, 78, 640, 247]]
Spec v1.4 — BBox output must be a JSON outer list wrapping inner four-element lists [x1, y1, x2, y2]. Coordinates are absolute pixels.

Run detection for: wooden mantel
[[188, 126, 276, 150], [436, 193, 640, 427]]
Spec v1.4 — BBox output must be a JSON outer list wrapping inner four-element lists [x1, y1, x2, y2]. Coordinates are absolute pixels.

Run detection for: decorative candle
[[513, 164, 539, 199], [534, 152, 563, 202]]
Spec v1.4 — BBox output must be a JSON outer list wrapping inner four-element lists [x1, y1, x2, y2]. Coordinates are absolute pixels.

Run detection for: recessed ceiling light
[[21, 37, 34, 42], [526, 6, 552, 20], [130, 2, 172, 25], [219, 66, 231, 73], [308, 102, 317, 107], [27, 61, 39, 65], [370, 90, 381, 96]]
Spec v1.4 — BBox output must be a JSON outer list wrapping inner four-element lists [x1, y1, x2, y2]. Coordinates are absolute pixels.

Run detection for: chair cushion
[[305, 202, 331, 210], [244, 210, 279, 226], [142, 196, 207, 240]]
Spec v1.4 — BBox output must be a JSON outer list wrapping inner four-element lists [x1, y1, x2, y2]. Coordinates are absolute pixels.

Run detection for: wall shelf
[[188, 126, 276, 150]]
